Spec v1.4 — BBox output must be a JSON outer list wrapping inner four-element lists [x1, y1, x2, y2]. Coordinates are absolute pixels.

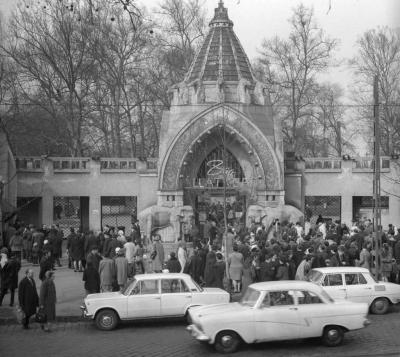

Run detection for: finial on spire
[[219, 0, 224, 6]]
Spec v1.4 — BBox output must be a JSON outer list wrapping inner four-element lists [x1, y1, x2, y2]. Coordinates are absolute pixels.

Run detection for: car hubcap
[[328, 330, 338, 340], [375, 301, 384, 311], [221, 335, 233, 347], [102, 315, 112, 327]]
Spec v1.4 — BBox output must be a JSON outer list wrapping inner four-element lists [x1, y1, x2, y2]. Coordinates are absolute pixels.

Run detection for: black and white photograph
[[0, 0, 400, 356]]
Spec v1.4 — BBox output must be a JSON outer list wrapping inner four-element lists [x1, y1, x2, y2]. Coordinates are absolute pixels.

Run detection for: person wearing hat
[[18, 268, 39, 329], [0, 248, 21, 306], [39, 250, 53, 281], [115, 248, 128, 291]]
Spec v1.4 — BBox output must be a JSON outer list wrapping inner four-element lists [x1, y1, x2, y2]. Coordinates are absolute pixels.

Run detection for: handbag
[[35, 307, 47, 323]]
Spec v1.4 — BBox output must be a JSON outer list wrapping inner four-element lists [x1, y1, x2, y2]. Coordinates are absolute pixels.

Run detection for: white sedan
[[309, 267, 400, 314], [81, 273, 230, 330], [187, 281, 370, 354]]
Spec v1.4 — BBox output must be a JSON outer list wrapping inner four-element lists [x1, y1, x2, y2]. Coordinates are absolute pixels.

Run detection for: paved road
[[1, 310, 400, 357]]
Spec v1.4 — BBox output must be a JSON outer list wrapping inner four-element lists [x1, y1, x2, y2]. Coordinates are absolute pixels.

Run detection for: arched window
[[197, 145, 244, 180]]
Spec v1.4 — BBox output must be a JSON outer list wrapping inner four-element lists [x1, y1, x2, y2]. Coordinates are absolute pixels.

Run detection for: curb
[[0, 314, 85, 325]]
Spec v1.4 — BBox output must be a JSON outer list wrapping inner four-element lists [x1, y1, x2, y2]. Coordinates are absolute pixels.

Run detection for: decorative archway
[[159, 104, 283, 193]]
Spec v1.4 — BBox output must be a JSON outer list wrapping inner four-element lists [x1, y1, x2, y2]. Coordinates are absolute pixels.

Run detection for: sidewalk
[[0, 257, 86, 324]]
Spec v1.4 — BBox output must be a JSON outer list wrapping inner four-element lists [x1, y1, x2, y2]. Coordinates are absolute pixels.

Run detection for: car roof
[[249, 281, 321, 291], [134, 273, 191, 280], [311, 267, 370, 274]]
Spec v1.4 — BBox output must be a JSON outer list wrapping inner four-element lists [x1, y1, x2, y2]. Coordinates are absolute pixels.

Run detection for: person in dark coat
[[0, 251, 21, 306], [166, 252, 181, 273], [69, 231, 85, 272], [204, 245, 217, 286], [211, 252, 225, 289], [86, 246, 102, 272], [82, 261, 100, 295], [18, 268, 39, 329], [39, 250, 53, 281], [39, 270, 57, 332], [187, 247, 204, 284]]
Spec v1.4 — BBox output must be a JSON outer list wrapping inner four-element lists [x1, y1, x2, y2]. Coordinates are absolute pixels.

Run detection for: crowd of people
[[1, 214, 400, 330]]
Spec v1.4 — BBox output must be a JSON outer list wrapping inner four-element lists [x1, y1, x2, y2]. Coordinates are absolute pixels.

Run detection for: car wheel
[[322, 326, 344, 347], [215, 330, 240, 354], [95, 309, 118, 331], [370, 297, 389, 314]]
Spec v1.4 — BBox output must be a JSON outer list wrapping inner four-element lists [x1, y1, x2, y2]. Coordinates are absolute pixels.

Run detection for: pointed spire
[[210, 0, 233, 27]]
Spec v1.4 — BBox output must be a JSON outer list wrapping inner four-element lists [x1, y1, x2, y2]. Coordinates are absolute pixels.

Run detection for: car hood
[[85, 292, 123, 301], [190, 302, 246, 318]]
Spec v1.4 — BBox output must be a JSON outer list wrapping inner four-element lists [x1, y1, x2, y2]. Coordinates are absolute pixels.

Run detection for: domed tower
[[155, 1, 285, 240]]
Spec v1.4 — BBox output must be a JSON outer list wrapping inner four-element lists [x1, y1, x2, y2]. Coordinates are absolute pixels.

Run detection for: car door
[[160, 278, 192, 316], [321, 273, 346, 300], [127, 279, 161, 318], [294, 290, 327, 338], [255, 290, 300, 342], [344, 273, 372, 303]]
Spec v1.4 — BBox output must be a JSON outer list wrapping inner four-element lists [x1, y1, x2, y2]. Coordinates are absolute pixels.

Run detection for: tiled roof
[[185, 1, 255, 84]]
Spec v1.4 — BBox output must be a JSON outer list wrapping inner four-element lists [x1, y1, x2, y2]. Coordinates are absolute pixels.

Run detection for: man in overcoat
[[18, 269, 39, 329]]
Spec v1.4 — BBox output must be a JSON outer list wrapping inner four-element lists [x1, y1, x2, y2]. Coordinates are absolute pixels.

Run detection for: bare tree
[[257, 4, 338, 153], [351, 27, 400, 156]]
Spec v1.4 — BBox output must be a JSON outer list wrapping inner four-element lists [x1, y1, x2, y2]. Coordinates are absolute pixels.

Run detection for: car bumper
[[80, 305, 93, 319], [187, 324, 210, 342]]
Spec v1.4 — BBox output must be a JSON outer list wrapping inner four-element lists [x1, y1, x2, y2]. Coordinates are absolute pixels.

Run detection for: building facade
[[2, 2, 400, 239]]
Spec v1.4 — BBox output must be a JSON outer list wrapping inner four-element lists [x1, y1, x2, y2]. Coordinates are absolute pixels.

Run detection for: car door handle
[[339, 289, 346, 291], [364, 287, 372, 290], [289, 307, 298, 311], [153, 297, 161, 300], [184, 296, 191, 299]]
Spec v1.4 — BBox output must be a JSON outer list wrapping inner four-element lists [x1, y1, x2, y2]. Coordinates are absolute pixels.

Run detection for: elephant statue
[[138, 205, 194, 243], [247, 204, 304, 235]]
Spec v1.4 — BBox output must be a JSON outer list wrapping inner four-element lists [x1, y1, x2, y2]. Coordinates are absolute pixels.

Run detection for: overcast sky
[[0, 0, 399, 102]]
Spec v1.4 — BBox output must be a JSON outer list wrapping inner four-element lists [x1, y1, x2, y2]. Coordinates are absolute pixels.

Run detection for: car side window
[[358, 273, 367, 284], [324, 274, 343, 286], [297, 290, 323, 304], [269, 291, 294, 306], [345, 273, 358, 285], [139, 280, 159, 295], [161, 279, 190, 293]]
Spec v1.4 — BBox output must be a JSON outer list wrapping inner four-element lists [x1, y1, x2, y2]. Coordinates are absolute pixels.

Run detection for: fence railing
[[304, 158, 342, 170]]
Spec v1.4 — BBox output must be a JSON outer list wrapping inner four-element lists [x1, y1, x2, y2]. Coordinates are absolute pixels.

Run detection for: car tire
[[214, 330, 240, 354], [95, 309, 119, 331], [370, 297, 389, 314], [322, 326, 344, 347]]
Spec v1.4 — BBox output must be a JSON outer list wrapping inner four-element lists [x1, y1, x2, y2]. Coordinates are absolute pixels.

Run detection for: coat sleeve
[[39, 281, 47, 306], [18, 279, 25, 308]]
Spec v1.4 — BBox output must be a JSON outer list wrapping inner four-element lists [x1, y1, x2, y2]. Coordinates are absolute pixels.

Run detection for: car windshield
[[122, 279, 136, 295], [308, 270, 323, 283], [239, 288, 260, 307], [191, 277, 203, 292]]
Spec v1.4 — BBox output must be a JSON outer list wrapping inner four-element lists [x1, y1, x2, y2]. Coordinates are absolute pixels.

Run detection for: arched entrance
[[183, 145, 248, 230]]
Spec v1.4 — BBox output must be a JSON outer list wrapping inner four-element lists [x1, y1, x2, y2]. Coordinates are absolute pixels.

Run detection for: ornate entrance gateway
[[139, 2, 293, 243], [183, 145, 248, 230]]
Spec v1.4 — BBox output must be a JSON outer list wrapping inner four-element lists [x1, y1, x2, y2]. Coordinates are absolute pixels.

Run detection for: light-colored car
[[309, 267, 400, 314], [81, 273, 230, 330], [187, 281, 369, 354]]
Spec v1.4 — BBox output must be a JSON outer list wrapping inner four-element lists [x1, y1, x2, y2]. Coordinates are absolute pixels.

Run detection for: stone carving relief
[[160, 105, 282, 192], [138, 205, 194, 243]]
